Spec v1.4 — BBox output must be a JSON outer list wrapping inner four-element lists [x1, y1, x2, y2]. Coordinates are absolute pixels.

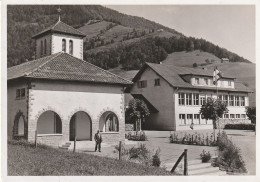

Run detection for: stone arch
[[97, 108, 121, 132], [13, 110, 27, 139], [34, 106, 63, 123], [69, 110, 93, 141], [36, 110, 62, 135]]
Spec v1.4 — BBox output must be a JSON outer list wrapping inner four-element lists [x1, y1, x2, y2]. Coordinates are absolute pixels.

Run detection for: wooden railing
[[171, 149, 188, 175]]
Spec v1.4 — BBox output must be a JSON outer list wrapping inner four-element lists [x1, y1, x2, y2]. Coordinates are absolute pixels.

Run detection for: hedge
[[224, 123, 255, 130]]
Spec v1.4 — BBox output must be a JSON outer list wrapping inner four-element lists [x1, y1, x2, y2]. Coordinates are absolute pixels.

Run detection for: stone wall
[[37, 134, 63, 147]]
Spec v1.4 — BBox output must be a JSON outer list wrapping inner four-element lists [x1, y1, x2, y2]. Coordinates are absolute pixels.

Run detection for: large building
[[7, 19, 132, 147], [129, 62, 252, 131]]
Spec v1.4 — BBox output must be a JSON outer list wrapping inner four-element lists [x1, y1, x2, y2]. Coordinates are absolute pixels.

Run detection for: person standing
[[94, 130, 102, 152]]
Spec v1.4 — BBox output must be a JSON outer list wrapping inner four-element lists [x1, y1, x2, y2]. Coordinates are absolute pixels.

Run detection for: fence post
[[73, 136, 76, 153], [119, 141, 122, 160], [184, 149, 188, 176], [35, 130, 37, 148]]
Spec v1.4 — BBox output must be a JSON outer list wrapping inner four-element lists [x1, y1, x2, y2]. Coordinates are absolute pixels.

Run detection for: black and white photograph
[[1, 0, 259, 181]]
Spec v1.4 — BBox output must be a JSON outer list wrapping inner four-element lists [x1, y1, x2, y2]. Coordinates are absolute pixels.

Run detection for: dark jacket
[[94, 133, 102, 143]]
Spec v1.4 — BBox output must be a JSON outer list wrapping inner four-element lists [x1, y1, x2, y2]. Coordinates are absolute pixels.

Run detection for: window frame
[[240, 96, 245, 106], [154, 78, 160, 86], [195, 78, 199, 85], [137, 80, 147, 88], [69, 40, 73, 55], [229, 95, 234, 106], [179, 114, 186, 125], [16, 88, 26, 100], [178, 93, 185, 106], [200, 94, 206, 105], [62, 39, 66, 52], [193, 93, 199, 106]]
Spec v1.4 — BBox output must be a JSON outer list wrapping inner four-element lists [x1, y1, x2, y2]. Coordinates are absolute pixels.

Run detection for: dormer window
[[204, 78, 209, 85], [228, 81, 232, 86], [69, 40, 73, 55], [62, 39, 66, 52], [195, 78, 199, 85]]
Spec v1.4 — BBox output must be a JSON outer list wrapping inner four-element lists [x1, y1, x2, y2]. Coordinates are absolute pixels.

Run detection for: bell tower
[[32, 7, 86, 59]]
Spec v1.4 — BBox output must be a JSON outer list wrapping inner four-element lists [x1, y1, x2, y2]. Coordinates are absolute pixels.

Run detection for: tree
[[199, 97, 228, 129], [187, 40, 194, 51], [125, 99, 150, 131], [193, 63, 198, 68], [246, 106, 256, 124]]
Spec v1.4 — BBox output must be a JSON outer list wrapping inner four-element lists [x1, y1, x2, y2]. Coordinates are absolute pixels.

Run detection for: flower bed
[[126, 131, 148, 141], [169, 131, 218, 146]]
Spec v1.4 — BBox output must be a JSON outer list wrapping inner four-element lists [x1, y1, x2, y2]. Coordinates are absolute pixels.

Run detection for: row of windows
[[62, 39, 73, 55], [137, 78, 160, 88], [223, 114, 246, 119], [16, 88, 26, 99], [179, 113, 247, 125], [178, 93, 205, 106], [194, 77, 232, 87], [178, 93, 246, 107], [217, 95, 245, 106], [179, 114, 212, 125]]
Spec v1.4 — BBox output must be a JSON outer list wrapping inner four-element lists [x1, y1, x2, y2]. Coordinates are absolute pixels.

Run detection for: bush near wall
[[169, 131, 218, 146], [126, 131, 148, 141], [216, 131, 247, 174], [224, 124, 255, 130]]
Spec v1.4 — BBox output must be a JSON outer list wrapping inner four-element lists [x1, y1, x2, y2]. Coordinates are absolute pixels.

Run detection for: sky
[[106, 5, 255, 63]]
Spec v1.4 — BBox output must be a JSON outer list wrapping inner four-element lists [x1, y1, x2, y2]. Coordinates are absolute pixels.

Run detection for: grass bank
[[8, 141, 172, 176]]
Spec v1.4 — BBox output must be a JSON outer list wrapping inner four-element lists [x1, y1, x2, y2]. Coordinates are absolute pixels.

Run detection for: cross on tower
[[57, 6, 61, 21]]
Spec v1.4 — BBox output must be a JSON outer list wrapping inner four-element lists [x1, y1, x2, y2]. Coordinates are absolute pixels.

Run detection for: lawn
[[8, 141, 172, 176]]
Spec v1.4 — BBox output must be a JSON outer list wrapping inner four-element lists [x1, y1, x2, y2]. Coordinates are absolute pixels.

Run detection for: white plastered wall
[[51, 33, 83, 59], [27, 89, 124, 144]]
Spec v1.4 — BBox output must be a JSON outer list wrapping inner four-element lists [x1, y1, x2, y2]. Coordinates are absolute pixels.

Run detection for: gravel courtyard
[[79, 129, 255, 175]]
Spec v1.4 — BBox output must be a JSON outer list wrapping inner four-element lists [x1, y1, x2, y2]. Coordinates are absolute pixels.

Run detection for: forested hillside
[[8, 5, 251, 69]]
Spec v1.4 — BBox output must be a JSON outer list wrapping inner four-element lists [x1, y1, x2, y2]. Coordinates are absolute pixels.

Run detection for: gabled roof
[[8, 52, 132, 86], [32, 20, 86, 39], [132, 62, 252, 93]]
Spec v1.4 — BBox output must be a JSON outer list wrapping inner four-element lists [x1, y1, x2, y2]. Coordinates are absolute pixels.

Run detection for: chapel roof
[[8, 52, 132, 86]]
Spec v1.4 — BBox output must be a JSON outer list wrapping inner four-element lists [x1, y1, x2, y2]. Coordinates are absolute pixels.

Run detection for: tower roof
[[32, 20, 86, 39]]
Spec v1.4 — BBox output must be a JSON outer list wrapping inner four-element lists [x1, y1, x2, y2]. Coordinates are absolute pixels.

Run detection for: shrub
[[217, 131, 247, 173], [152, 148, 161, 167], [224, 123, 255, 130], [128, 144, 151, 165], [126, 131, 148, 141], [200, 150, 211, 163], [246, 106, 256, 124], [169, 131, 218, 146]]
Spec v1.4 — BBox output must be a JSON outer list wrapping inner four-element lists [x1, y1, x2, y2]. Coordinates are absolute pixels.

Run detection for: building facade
[[129, 63, 252, 131], [8, 20, 132, 147]]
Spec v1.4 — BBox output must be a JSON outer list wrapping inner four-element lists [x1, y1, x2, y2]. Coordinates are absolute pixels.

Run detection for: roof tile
[[32, 21, 85, 38], [8, 52, 132, 85], [142, 62, 252, 93]]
